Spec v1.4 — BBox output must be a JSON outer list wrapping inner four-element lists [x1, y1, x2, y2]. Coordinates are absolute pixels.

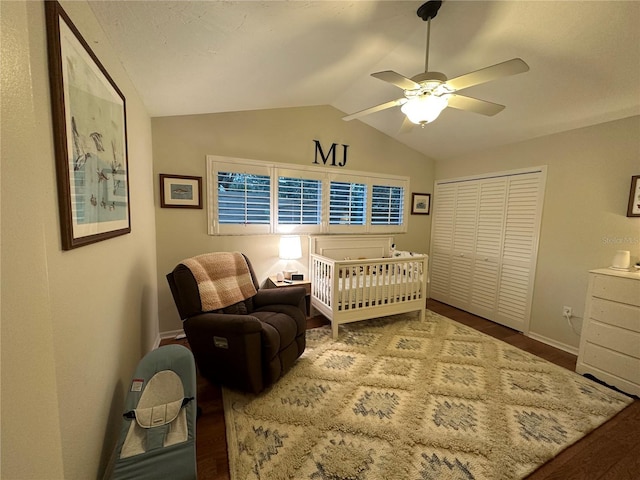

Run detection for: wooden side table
[[265, 276, 311, 317]]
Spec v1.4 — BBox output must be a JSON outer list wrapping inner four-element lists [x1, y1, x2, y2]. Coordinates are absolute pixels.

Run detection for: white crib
[[309, 235, 428, 339]]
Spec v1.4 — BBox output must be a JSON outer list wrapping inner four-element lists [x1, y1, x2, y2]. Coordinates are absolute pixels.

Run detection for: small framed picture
[[627, 175, 640, 217], [411, 192, 431, 215], [160, 174, 202, 209]]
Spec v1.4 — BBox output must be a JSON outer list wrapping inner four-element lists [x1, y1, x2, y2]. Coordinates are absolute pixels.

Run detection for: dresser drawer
[[590, 297, 640, 332], [592, 274, 640, 306], [584, 320, 640, 357], [581, 342, 640, 384]]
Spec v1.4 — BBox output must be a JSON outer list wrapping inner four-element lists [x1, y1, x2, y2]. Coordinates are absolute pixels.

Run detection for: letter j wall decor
[[46, 1, 130, 250]]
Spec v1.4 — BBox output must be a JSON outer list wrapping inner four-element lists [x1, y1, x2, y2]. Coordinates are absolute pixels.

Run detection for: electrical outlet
[[562, 306, 573, 318]]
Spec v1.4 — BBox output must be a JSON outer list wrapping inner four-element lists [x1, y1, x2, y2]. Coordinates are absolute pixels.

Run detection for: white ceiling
[[88, 1, 640, 160]]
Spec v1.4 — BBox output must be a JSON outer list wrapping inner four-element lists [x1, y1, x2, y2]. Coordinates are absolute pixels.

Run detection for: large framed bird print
[[45, 1, 130, 250]]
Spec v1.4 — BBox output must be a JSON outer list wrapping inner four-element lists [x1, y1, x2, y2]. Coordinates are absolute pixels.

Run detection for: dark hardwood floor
[[161, 300, 640, 479]]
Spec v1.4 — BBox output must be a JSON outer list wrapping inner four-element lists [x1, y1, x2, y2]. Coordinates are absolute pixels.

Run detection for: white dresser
[[576, 268, 640, 396]]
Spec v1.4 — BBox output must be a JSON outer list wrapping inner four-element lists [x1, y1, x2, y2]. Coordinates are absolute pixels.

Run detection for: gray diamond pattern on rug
[[223, 310, 633, 480]]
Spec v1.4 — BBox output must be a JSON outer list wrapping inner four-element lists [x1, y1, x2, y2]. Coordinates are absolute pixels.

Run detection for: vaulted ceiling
[[89, 1, 640, 160]]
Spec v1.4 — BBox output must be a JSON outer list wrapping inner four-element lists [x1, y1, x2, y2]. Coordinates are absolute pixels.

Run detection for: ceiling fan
[[342, 0, 529, 128]]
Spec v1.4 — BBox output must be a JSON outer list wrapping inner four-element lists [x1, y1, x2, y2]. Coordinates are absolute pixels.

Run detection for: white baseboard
[[526, 331, 579, 356], [153, 329, 187, 350], [160, 328, 186, 340]]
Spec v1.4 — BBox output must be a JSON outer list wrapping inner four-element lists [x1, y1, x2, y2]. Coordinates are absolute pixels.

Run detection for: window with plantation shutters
[[217, 172, 270, 225], [329, 181, 366, 225], [277, 175, 322, 233], [207, 155, 409, 235], [371, 185, 404, 225], [209, 159, 273, 235]]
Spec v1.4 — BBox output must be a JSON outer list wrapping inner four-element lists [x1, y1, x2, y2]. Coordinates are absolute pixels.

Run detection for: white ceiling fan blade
[[445, 58, 529, 92], [371, 71, 421, 90], [446, 94, 505, 116], [342, 98, 407, 121]]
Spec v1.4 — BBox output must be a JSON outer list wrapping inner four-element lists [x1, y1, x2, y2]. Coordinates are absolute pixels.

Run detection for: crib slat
[[368, 264, 373, 306], [339, 266, 345, 311], [373, 263, 380, 306], [404, 262, 410, 300], [360, 269, 363, 307], [353, 268, 359, 309], [384, 262, 391, 305], [352, 268, 356, 309], [326, 261, 332, 306], [412, 261, 418, 299], [396, 263, 407, 302], [341, 267, 347, 310]]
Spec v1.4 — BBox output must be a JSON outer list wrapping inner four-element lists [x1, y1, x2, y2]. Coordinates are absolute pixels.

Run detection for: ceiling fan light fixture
[[342, 1, 528, 126], [401, 94, 448, 125]]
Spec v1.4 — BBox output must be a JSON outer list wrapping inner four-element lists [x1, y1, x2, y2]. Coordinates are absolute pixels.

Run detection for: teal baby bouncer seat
[[104, 344, 197, 480]]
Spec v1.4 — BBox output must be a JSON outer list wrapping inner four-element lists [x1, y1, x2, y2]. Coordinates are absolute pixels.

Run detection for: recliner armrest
[[184, 312, 263, 334], [254, 286, 306, 308]]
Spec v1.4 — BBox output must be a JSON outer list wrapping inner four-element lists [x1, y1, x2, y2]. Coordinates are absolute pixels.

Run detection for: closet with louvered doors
[[429, 168, 546, 333]]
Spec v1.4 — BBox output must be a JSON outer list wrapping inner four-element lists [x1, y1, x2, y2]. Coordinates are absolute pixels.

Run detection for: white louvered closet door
[[450, 183, 478, 304], [470, 179, 507, 317], [430, 183, 455, 300], [430, 170, 545, 333]]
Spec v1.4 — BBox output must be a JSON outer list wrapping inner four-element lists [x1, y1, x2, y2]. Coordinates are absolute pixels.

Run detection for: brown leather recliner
[[166, 254, 306, 394]]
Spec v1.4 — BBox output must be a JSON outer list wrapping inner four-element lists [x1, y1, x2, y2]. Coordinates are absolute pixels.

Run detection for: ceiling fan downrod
[[424, 17, 431, 73], [417, 0, 442, 74]]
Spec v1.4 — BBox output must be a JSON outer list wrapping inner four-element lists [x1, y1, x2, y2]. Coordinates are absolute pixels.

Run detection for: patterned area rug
[[222, 311, 632, 479]]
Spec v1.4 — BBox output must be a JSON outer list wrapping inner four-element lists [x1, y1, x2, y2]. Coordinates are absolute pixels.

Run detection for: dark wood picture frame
[[411, 192, 431, 215], [160, 174, 203, 209], [627, 175, 640, 217], [45, 1, 130, 250]]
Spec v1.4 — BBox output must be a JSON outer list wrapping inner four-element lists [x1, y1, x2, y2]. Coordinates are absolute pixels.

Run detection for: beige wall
[[1, 1, 158, 478], [152, 106, 435, 333], [3, 2, 633, 477], [435, 115, 640, 351]]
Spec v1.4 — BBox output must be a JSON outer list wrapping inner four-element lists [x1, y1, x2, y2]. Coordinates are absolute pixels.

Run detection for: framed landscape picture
[[46, 1, 130, 250], [160, 174, 203, 209], [411, 192, 431, 215]]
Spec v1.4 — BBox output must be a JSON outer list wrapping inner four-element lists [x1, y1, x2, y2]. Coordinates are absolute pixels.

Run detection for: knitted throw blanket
[[181, 252, 257, 311]]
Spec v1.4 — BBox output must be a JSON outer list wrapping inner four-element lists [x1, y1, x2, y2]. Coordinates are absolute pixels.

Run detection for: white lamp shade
[[401, 94, 448, 125], [611, 250, 631, 269], [279, 235, 302, 260]]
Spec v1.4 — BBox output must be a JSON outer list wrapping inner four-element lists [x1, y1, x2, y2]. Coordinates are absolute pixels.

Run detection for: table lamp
[[279, 235, 302, 280]]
